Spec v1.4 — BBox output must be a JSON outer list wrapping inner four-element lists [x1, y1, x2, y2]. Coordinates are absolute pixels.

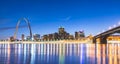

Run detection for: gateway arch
[[14, 18, 32, 40]]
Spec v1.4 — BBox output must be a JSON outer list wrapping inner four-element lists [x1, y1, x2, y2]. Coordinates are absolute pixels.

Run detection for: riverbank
[[0, 39, 92, 44]]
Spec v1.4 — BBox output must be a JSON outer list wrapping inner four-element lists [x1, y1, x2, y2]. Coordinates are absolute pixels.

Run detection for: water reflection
[[0, 43, 120, 64]]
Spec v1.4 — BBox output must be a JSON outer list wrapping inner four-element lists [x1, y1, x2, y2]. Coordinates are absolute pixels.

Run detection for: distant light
[[108, 26, 112, 30], [113, 24, 116, 27], [118, 22, 120, 25], [32, 38, 34, 40], [25, 37, 26, 40]]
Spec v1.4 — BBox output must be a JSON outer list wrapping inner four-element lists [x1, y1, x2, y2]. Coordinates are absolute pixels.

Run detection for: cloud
[[61, 16, 71, 22]]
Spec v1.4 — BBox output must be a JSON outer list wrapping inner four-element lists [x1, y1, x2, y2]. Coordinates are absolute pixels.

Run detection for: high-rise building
[[41, 27, 77, 40], [21, 34, 25, 41], [10, 36, 14, 41], [26, 36, 31, 41], [65, 33, 70, 39], [58, 26, 68, 39], [68, 35, 74, 39], [33, 34, 40, 41], [42, 35, 48, 41], [59, 26, 65, 34], [48, 34, 53, 40], [79, 31, 85, 37], [75, 32, 79, 39], [53, 32, 59, 40], [75, 31, 85, 39]]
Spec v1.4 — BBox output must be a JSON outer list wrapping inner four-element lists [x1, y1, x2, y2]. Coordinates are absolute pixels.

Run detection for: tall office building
[[48, 34, 54, 40], [21, 34, 25, 41], [42, 35, 48, 41], [53, 32, 59, 40], [41, 27, 75, 40], [75, 32, 79, 39], [75, 30, 85, 39], [58, 26, 67, 39], [10, 36, 14, 41], [33, 34, 40, 41], [79, 31, 85, 37], [59, 26, 65, 34]]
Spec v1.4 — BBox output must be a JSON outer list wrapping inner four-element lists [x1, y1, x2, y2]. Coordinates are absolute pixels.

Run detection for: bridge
[[93, 25, 120, 44]]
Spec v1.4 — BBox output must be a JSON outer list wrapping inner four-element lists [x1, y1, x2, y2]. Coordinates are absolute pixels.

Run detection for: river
[[0, 43, 119, 64]]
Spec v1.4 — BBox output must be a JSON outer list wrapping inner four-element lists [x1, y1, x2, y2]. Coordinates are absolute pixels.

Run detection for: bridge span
[[93, 25, 120, 44]]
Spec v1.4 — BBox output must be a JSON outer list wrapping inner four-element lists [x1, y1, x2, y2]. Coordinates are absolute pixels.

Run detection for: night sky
[[0, 0, 120, 39]]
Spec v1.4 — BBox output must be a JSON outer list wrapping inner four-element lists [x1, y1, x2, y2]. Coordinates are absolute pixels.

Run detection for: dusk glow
[[0, 0, 120, 64], [0, 0, 120, 39]]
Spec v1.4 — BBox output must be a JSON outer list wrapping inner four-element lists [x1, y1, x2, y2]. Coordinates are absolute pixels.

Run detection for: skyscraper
[[21, 34, 25, 41], [79, 31, 85, 37], [75, 32, 79, 39], [75, 30, 85, 39], [58, 26, 66, 39], [59, 26, 65, 34], [33, 34, 40, 41]]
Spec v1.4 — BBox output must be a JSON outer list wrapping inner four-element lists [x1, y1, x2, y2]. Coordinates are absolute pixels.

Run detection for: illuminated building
[[75, 30, 85, 39], [41, 27, 86, 41], [58, 26, 70, 40], [42, 27, 72, 41], [79, 30, 85, 37], [59, 26, 65, 34], [42, 35, 48, 41], [21, 34, 25, 41], [33, 34, 40, 41], [53, 32, 59, 40], [58, 26, 66, 39], [68, 35, 74, 39], [10, 36, 14, 41], [75, 32, 79, 39], [107, 35, 120, 41], [48, 34, 54, 40], [26, 36, 31, 41]]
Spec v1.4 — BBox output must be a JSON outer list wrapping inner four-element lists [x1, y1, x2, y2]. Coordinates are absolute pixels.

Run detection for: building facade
[[42, 27, 75, 41], [75, 31, 85, 39], [33, 34, 40, 41]]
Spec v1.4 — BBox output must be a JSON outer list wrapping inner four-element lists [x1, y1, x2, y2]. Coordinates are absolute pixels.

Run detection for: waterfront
[[0, 43, 120, 64]]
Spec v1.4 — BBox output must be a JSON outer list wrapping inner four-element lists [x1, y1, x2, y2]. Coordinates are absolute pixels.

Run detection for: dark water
[[0, 43, 120, 64]]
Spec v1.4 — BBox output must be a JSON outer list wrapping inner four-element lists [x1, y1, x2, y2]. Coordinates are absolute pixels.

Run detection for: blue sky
[[0, 0, 120, 39]]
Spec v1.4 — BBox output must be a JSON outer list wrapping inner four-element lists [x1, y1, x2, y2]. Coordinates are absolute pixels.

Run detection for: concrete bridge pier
[[100, 36, 107, 44], [93, 36, 108, 44], [93, 38, 96, 43]]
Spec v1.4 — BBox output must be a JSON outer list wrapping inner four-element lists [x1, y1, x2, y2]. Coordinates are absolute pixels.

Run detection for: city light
[[0, 0, 120, 64]]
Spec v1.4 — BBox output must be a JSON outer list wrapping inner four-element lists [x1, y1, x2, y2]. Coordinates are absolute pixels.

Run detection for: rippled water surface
[[0, 43, 120, 64]]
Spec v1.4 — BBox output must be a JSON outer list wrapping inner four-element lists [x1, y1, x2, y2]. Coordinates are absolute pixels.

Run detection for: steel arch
[[14, 18, 32, 40]]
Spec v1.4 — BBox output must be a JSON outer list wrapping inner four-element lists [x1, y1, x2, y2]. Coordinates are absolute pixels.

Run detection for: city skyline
[[0, 0, 120, 39]]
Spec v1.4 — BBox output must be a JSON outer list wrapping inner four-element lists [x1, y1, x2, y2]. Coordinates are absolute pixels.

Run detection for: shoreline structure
[[0, 39, 119, 44], [0, 39, 91, 44]]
